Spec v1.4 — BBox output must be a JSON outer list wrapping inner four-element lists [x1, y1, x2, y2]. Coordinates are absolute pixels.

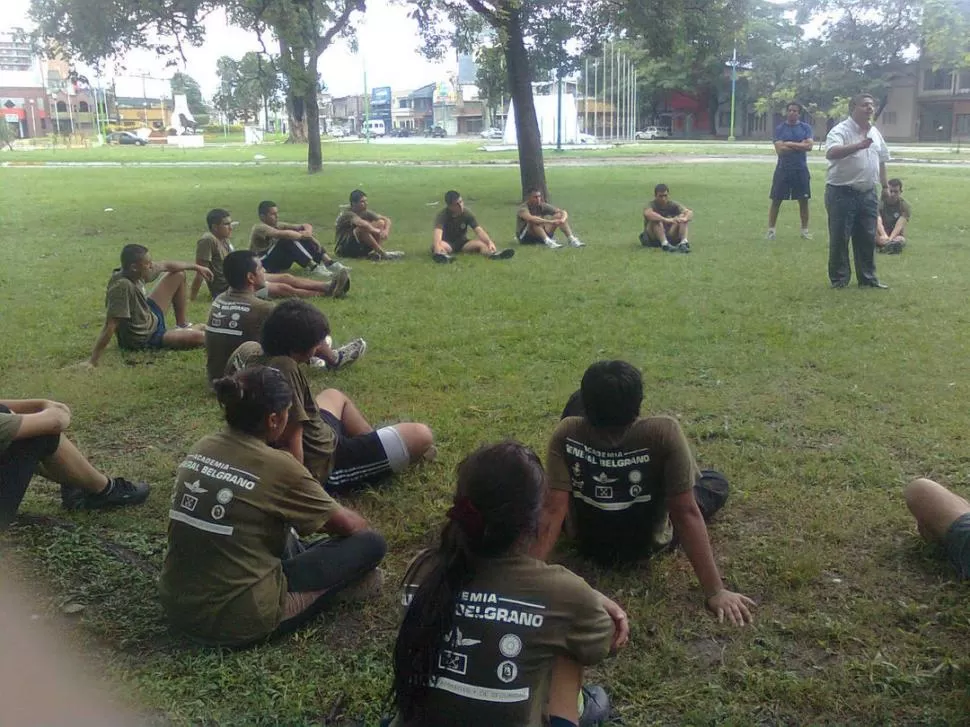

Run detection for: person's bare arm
[[644, 207, 669, 223], [322, 505, 370, 536], [281, 419, 305, 464], [473, 226, 497, 252], [794, 138, 814, 151], [352, 214, 383, 236], [85, 317, 120, 367], [157, 260, 214, 282], [0, 399, 54, 415], [876, 215, 889, 240], [532, 488, 570, 561], [773, 140, 790, 156], [267, 226, 309, 241], [668, 489, 755, 626], [879, 161, 888, 189], [190, 257, 208, 301], [890, 215, 907, 238], [9, 404, 72, 440], [519, 208, 551, 225], [432, 226, 447, 254]]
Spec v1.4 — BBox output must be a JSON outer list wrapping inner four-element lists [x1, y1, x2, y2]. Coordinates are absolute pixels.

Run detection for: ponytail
[[213, 365, 292, 436], [390, 441, 545, 721]]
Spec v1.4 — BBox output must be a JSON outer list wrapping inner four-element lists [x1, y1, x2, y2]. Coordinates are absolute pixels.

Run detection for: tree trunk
[[280, 37, 307, 143], [503, 6, 547, 201], [287, 91, 308, 142], [707, 87, 719, 136], [305, 57, 323, 174]]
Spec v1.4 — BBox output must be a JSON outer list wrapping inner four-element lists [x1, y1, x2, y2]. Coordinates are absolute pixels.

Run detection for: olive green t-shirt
[[196, 232, 234, 298], [547, 416, 698, 554], [879, 196, 911, 234], [335, 209, 379, 241], [228, 341, 337, 482], [0, 411, 23, 453], [204, 290, 276, 382], [393, 552, 613, 727], [159, 428, 340, 646], [515, 201, 558, 236], [434, 208, 479, 244], [104, 265, 163, 349], [644, 199, 685, 233], [250, 221, 301, 255]]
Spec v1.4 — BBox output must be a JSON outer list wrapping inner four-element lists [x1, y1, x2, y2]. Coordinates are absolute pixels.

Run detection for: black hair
[[260, 299, 330, 357], [654, 183, 669, 195], [120, 244, 149, 269], [257, 200, 277, 217], [212, 365, 293, 437], [391, 441, 545, 722], [206, 208, 231, 231], [786, 101, 803, 113], [224, 250, 259, 290], [525, 187, 542, 197], [350, 189, 367, 205], [581, 360, 643, 428], [444, 190, 461, 205], [888, 178, 903, 190]]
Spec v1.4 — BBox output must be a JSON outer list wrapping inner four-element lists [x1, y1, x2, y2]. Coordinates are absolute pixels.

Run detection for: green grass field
[[1, 160, 969, 725]]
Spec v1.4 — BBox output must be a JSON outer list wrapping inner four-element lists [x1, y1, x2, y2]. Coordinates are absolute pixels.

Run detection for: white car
[[578, 132, 597, 144], [635, 126, 669, 140], [329, 127, 346, 138], [480, 127, 503, 140]]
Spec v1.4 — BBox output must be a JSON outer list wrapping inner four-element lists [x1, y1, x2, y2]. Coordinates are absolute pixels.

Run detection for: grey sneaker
[[544, 237, 563, 250], [382, 250, 406, 260], [308, 265, 333, 279], [800, 229, 813, 240], [579, 684, 611, 726], [765, 229, 776, 240], [325, 268, 351, 298], [568, 236, 586, 248], [62, 478, 150, 511], [433, 252, 456, 264], [489, 248, 515, 260], [327, 260, 352, 273], [677, 241, 691, 253], [332, 338, 367, 370]]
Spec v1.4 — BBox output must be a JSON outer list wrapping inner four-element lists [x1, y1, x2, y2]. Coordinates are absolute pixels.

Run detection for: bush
[[203, 123, 244, 135]]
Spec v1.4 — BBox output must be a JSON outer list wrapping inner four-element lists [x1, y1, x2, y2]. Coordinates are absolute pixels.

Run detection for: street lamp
[[727, 44, 738, 142]]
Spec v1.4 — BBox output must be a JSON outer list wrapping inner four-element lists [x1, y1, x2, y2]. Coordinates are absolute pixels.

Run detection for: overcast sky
[[6, 0, 454, 98]]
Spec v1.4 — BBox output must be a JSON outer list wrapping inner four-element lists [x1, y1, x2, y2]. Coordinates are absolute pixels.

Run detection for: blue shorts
[[944, 512, 970, 579], [770, 166, 811, 201], [145, 299, 167, 349]]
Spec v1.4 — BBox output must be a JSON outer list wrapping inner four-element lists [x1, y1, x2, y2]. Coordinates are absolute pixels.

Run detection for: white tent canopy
[[503, 94, 579, 145]]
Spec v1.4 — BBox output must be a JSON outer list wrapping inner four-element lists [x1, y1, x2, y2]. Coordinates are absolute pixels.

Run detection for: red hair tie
[[447, 496, 485, 540]]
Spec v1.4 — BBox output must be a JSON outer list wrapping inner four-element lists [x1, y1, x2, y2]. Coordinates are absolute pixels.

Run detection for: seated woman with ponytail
[[389, 441, 629, 727], [159, 365, 386, 647]]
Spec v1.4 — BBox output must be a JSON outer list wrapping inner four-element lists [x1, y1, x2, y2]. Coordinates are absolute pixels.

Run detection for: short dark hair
[[260, 299, 330, 357], [525, 187, 542, 197], [444, 190, 461, 205], [257, 200, 277, 217], [849, 93, 875, 110], [654, 183, 669, 195], [350, 189, 366, 205], [120, 244, 149, 269], [206, 208, 231, 231], [213, 365, 293, 437], [580, 360, 643, 428], [888, 178, 903, 189], [224, 250, 259, 290], [786, 101, 803, 113]]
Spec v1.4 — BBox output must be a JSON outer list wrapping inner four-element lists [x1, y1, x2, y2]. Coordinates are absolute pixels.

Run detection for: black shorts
[[335, 231, 370, 258], [442, 237, 468, 253], [518, 230, 547, 245], [770, 166, 811, 201], [320, 411, 392, 494], [945, 512, 970, 579], [639, 223, 680, 247]]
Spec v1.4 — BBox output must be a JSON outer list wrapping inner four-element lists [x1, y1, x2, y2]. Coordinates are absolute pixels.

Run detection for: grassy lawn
[[1, 161, 969, 725]]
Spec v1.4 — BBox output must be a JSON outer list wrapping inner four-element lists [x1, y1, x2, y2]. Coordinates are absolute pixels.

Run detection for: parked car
[[480, 127, 503, 140], [107, 131, 148, 146], [425, 125, 447, 138], [329, 127, 346, 138], [389, 127, 413, 137], [578, 132, 598, 144], [635, 126, 670, 140]]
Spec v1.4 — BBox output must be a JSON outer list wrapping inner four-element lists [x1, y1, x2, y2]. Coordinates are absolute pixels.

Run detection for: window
[[78, 101, 89, 112], [957, 115, 970, 135], [923, 69, 953, 91], [882, 111, 897, 125], [398, 98, 411, 109], [959, 71, 970, 93], [747, 112, 766, 133], [56, 100, 67, 112]]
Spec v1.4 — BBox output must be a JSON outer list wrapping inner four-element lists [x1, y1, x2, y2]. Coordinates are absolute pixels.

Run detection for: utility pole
[[556, 68, 563, 151], [728, 44, 738, 142]]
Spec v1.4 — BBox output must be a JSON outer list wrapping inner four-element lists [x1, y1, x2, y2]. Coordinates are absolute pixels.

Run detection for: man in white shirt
[[824, 93, 891, 289]]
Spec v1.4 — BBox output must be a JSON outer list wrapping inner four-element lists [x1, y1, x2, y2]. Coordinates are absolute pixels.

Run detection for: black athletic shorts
[[320, 411, 392, 493], [518, 230, 547, 245], [335, 231, 370, 258], [770, 166, 811, 201], [945, 512, 970, 579]]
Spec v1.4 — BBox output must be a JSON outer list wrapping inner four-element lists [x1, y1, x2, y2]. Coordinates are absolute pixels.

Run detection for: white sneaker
[[800, 229, 813, 240], [331, 338, 367, 370], [544, 238, 563, 250], [568, 236, 586, 248], [383, 250, 406, 260], [309, 356, 328, 369], [765, 229, 776, 240], [327, 260, 352, 273], [308, 265, 333, 279]]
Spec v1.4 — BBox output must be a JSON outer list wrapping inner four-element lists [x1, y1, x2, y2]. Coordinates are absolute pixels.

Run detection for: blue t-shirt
[[774, 121, 813, 171]]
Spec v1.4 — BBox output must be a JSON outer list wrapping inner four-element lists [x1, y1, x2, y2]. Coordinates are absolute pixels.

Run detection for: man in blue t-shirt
[[766, 102, 815, 241]]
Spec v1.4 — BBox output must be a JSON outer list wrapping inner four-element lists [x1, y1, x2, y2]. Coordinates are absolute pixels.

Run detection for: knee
[[168, 270, 187, 284], [354, 529, 388, 566], [403, 423, 434, 460], [904, 477, 937, 512]]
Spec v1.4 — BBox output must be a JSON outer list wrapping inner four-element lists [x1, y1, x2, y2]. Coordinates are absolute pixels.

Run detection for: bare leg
[[550, 219, 575, 238], [160, 328, 205, 349], [462, 239, 491, 255], [265, 273, 328, 298], [647, 220, 668, 245], [355, 229, 385, 255], [546, 656, 583, 724], [798, 199, 810, 228], [36, 436, 110, 495], [905, 478, 970, 543], [768, 200, 782, 228], [315, 389, 373, 435], [148, 271, 189, 326], [528, 222, 552, 240], [391, 422, 435, 462]]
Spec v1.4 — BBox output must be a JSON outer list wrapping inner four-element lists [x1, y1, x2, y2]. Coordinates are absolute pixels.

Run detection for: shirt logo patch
[[630, 484, 643, 497], [211, 504, 226, 520], [216, 488, 234, 505], [499, 634, 523, 658], [180, 494, 199, 511], [592, 471, 618, 484], [497, 660, 519, 683], [183, 480, 207, 494], [438, 650, 468, 676], [594, 486, 614, 499]]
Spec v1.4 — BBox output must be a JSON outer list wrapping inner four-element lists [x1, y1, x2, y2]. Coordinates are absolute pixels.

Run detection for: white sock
[[801, 228, 810, 234], [768, 227, 776, 233]]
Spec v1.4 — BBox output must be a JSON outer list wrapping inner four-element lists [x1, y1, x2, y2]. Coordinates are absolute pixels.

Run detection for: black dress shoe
[[859, 280, 889, 289]]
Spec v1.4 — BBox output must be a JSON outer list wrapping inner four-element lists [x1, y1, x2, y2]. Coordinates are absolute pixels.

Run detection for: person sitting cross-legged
[[876, 178, 911, 255], [81, 244, 209, 368], [226, 300, 434, 495], [334, 190, 405, 261], [158, 365, 386, 647], [387, 441, 626, 727], [641, 183, 693, 254], [536, 360, 755, 627], [0, 398, 149, 528], [432, 190, 514, 263], [191, 208, 349, 301], [250, 200, 350, 278], [205, 251, 364, 384], [904, 478, 970, 579], [517, 187, 585, 249]]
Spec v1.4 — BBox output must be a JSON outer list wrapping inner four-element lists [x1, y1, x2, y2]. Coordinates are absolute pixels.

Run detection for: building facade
[[0, 29, 48, 138]]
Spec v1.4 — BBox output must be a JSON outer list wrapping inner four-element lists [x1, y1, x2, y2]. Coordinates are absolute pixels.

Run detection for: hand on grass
[[598, 592, 630, 651], [706, 589, 756, 626], [69, 360, 97, 371]]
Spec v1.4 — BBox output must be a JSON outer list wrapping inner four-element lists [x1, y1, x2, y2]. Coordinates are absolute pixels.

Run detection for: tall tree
[[213, 56, 242, 123], [922, 0, 970, 68], [475, 44, 508, 128]]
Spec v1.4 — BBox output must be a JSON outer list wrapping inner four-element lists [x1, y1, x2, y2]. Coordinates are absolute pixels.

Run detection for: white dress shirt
[[825, 117, 890, 189]]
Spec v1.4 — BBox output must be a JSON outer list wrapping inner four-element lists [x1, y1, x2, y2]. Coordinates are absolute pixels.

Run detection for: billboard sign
[[371, 86, 391, 106]]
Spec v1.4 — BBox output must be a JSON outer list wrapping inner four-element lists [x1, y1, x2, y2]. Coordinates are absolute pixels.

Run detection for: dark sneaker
[[677, 241, 691, 253], [63, 478, 150, 511], [325, 268, 351, 298], [885, 240, 904, 254], [489, 248, 515, 260], [578, 684, 611, 726], [433, 252, 456, 264]]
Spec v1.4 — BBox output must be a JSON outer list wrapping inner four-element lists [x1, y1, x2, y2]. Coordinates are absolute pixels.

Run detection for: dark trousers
[[825, 184, 879, 286], [261, 238, 324, 273], [273, 529, 386, 636], [0, 404, 60, 529]]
